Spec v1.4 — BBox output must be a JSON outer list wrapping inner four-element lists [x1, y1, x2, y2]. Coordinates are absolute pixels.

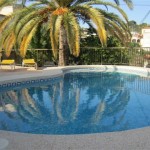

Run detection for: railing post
[[121, 48, 122, 65], [101, 48, 102, 65]]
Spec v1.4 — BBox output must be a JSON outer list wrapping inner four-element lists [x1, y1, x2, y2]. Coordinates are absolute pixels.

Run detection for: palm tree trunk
[[59, 25, 66, 66]]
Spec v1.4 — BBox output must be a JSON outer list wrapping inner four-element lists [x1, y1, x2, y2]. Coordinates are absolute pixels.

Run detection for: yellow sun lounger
[[0, 59, 15, 70], [22, 59, 37, 69]]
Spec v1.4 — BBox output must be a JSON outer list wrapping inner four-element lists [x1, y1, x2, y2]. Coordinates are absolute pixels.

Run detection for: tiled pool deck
[[0, 65, 150, 150]]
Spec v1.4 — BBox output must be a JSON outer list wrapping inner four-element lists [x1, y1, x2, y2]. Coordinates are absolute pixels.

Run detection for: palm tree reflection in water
[[0, 72, 149, 134]]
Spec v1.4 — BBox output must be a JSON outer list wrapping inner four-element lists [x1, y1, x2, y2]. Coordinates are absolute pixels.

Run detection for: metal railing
[[1, 47, 150, 96], [1, 47, 150, 67], [69, 47, 150, 67]]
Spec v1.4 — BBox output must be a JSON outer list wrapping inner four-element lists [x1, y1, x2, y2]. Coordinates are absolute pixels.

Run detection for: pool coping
[[0, 65, 150, 85], [0, 65, 150, 150]]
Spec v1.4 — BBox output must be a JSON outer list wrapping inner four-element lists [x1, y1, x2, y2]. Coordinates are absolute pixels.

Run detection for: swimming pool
[[0, 68, 150, 134]]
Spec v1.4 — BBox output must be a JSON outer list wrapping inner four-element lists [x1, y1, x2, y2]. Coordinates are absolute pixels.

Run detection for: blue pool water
[[0, 70, 150, 134]]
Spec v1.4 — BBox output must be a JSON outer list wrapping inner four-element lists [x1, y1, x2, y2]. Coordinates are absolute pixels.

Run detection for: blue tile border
[[0, 76, 62, 92]]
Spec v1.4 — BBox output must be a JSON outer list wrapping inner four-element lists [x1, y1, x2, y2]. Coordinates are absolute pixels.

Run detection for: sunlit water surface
[[0, 70, 150, 134]]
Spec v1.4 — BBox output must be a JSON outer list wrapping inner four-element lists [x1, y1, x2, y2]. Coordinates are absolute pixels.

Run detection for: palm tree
[[0, 0, 133, 66]]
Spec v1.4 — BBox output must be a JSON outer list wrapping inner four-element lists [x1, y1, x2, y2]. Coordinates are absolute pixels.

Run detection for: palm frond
[[113, 0, 120, 5], [54, 0, 75, 7], [17, 17, 41, 45], [50, 15, 63, 59], [106, 24, 124, 44], [15, 9, 39, 35], [113, 0, 133, 9], [0, 15, 12, 33], [15, 6, 52, 36], [3, 32, 16, 57], [19, 24, 38, 57], [73, 0, 94, 6], [0, 22, 15, 52], [76, 5, 107, 46], [99, 10, 131, 35], [0, 0, 15, 8], [85, 0, 129, 22], [63, 12, 80, 56], [100, 9, 131, 43], [123, 0, 133, 9], [105, 19, 130, 45]]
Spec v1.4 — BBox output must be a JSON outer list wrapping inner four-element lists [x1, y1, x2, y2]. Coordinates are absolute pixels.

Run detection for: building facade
[[131, 32, 141, 43], [140, 27, 150, 47], [0, 6, 13, 20]]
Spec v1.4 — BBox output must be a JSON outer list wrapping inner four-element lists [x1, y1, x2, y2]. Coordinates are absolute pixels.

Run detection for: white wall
[[140, 28, 150, 47], [0, 6, 13, 16]]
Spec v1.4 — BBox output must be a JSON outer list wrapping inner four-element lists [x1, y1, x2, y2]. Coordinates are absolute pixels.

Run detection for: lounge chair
[[22, 59, 37, 69], [0, 59, 15, 70]]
